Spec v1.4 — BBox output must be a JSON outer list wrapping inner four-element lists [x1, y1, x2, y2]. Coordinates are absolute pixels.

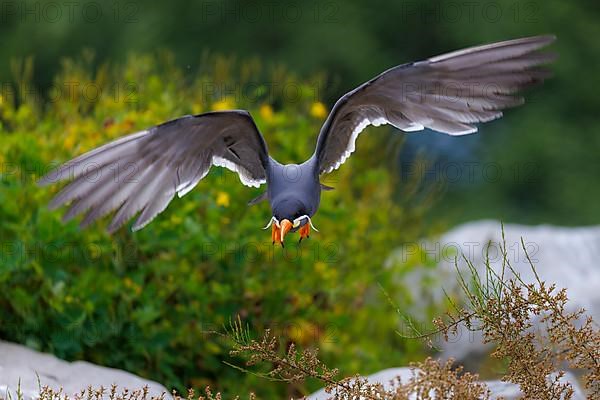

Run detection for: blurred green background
[[0, 0, 598, 398]]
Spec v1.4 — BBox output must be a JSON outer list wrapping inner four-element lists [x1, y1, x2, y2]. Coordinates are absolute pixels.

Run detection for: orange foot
[[272, 223, 281, 246], [299, 224, 310, 243]]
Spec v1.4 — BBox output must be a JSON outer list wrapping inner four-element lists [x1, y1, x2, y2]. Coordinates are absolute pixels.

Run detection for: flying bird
[[40, 35, 556, 246]]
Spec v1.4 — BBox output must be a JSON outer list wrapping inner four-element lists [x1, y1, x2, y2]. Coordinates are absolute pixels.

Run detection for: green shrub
[[0, 52, 432, 397]]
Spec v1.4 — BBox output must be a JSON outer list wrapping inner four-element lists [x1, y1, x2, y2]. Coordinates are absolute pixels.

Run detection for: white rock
[[0, 341, 170, 400], [307, 367, 586, 399]]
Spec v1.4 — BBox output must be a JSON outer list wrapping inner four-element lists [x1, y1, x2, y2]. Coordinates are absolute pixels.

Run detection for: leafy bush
[[0, 52, 433, 397]]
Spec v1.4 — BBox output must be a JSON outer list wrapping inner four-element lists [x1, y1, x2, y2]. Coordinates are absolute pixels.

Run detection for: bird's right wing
[[39, 110, 269, 232], [314, 35, 556, 174]]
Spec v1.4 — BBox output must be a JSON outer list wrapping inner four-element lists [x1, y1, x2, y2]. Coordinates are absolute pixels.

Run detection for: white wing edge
[[212, 156, 265, 188]]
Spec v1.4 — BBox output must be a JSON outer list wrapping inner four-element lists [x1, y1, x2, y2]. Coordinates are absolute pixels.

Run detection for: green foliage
[[0, 53, 430, 397]]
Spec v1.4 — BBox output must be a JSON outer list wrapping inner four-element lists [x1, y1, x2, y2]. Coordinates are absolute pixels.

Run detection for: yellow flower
[[15, 104, 33, 125], [310, 101, 327, 119], [211, 97, 235, 111], [192, 102, 204, 114], [216, 191, 230, 207], [64, 134, 76, 150], [314, 261, 327, 274], [170, 215, 183, 225], [259, 104, 274, 121], [314, 261, 338, 281], [287, 320, 319, 346]]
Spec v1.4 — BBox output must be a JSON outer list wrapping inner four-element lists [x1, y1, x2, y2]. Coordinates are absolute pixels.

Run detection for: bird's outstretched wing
[[39, 110, 269, 232], [314, 35, 556, 174]]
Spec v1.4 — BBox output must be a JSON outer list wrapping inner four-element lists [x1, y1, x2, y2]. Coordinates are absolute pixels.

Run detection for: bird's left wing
[[39, 110, 268, 232], [314, 35, 556, 174]]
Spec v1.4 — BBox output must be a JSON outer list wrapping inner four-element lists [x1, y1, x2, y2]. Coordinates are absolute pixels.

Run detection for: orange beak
[[272, 219, 293, 247], [279, 219, 293, 246]]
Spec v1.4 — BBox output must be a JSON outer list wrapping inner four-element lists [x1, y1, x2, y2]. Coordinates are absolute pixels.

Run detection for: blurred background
[[0, 0, 598, 398]]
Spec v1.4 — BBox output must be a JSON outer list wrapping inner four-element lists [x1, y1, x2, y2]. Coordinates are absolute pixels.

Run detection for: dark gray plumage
[[40, 35, 556, 243], [39, 111, 268, 232]]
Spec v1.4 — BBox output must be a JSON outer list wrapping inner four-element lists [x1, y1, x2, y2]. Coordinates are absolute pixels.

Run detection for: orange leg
[[299, 224, 310, 242], [272, 224, 281, 245]]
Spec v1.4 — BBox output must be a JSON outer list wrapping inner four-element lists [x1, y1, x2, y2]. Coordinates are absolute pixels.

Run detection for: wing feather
[[41, 110, 269, 232], [315, 35, 556, 174]]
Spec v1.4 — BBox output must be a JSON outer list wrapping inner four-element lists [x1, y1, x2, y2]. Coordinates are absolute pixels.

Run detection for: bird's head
[[263, 199, 318, 246]]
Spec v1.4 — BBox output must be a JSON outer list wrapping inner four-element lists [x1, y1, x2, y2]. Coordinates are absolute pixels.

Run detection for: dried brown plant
[[411, 229, 600, 399], [226, 318, 489, 399], [31, 385, 255, 400]]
